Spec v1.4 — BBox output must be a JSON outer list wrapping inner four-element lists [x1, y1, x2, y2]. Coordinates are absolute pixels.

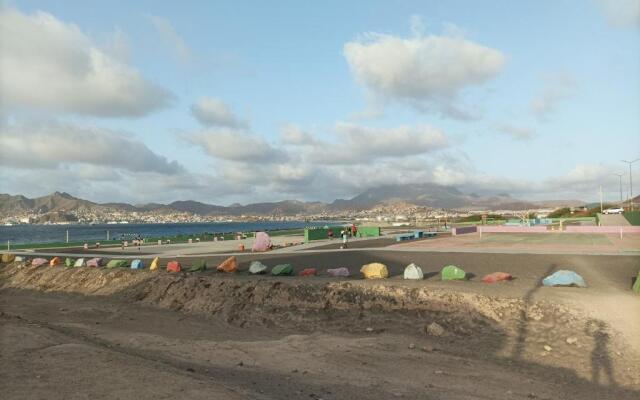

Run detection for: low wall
[[623, 211, 640, 226], [452, 226, 477, 235], [564, 226, 640, 234], [470, 225, 640, 234], [479, 226, 548, 233], [304, 226, 344, 242], [357, 226, 381, 237]]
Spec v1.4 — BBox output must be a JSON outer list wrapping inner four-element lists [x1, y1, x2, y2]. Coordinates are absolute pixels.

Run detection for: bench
[[395, 233, 415, 242]]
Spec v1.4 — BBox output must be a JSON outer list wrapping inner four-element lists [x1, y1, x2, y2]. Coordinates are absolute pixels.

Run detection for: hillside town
[[1, 199, 561, 226]]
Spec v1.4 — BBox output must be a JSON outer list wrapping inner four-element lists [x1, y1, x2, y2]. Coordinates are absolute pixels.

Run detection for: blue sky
[[1, 1, 639, 204]]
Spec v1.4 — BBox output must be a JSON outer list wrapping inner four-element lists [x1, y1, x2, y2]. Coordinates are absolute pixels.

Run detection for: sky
[[0, 0, 639, 205]]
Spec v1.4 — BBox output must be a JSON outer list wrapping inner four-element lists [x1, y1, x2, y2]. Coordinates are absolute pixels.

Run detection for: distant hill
[[327, 183, 563, 211], [0, 185, 587, 217], [0, 192, 98, 215], [330, 184, 468, 210]]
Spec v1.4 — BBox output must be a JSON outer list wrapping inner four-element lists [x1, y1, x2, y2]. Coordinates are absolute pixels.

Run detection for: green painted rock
[[271, 264, 293, 276], [64, 258, 75, 268], [188, 259, 207, 272], [442, 265, 466, 281], [106, 259, 128, 268], [633, 271, 640, 294]]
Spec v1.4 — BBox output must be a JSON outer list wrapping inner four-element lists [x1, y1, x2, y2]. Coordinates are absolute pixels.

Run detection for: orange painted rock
[[49, 257, 62, 266], [299, 268, 317, 277], [166, 261, 181, 273], [217, 256, 238, 273], [482, 272, 513, 283]]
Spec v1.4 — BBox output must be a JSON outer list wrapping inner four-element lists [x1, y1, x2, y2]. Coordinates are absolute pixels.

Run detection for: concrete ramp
[[599, 213, 630, 226]]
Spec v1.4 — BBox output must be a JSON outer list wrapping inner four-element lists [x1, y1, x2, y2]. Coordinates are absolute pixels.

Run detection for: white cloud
[[531, 72, 576, 120], [0, 7, 172, 117], [596, 0, 640, 28], [184, 128, 286, 163], [432, 164, 470, 186], [280, 124, 319, 146], [190, 97, 248, 128], [344, 25, 505, 118], [148, 15, 192, 64], [327, 122, 449, 162], [493, 123, 534, 140], [180, 119, 451, 199], [0, 120, 183, 174]]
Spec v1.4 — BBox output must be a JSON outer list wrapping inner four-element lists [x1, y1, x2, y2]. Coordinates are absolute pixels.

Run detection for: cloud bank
[[0, 7, 172, 117], [0, 120, 184, 174], [596, 0, 640, 28]]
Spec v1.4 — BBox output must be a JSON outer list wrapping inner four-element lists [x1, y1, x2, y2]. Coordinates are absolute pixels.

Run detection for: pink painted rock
[[31, 258, 48, 267], [327, 267, 350, 277], [252, 232, 271, 252]]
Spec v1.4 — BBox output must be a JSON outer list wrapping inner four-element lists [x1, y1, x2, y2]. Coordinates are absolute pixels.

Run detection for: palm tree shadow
[[512, 263, 556, 360]]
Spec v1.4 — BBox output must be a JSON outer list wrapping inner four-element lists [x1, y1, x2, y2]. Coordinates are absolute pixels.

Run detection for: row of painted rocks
[[1, 254, 627, 289]]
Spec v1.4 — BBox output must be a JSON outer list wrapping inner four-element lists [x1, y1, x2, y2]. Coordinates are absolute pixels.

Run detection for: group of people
[[120, 234, 144, 250], [327, 224, 358, 249]]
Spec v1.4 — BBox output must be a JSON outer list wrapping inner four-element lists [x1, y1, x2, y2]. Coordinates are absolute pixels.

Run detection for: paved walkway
[[6, 232, 640, 259]]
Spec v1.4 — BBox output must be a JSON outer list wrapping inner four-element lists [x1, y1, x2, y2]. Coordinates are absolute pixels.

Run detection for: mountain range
[[0, 184, 586, 218]]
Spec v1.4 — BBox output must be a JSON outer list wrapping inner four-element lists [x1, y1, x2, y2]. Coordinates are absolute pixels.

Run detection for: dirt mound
[[0, 262, 519, 334], [1, 262, 150, 295]]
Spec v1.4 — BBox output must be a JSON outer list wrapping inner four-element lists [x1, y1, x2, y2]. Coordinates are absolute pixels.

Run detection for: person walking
[[328, 228, 334, 240], [341, 229, 348, 249]]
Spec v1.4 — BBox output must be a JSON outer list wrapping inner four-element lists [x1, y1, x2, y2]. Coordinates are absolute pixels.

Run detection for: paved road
[[599, 213, 630, 226]]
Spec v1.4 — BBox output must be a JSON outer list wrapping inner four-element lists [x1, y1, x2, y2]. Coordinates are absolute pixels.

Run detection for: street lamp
[[613, 172, 624, 204], [621, 158, 640, 211]]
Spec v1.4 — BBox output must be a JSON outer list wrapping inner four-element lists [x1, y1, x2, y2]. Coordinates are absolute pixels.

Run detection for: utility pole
[[622, 159, 639, 211], [599, 186, 603, 213], [613, 173, 624, 205]]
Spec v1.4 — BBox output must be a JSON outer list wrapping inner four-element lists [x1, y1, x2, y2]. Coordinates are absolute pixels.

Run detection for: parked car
[[602, 207, 624, 214]]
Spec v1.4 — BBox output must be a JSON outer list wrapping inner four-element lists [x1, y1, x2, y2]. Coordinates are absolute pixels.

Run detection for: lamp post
[[613, 173, 624, 204], [622, 159, 639, 211]]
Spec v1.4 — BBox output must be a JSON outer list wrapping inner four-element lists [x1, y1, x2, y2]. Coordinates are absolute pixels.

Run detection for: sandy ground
[[1, 254, 639, 400]]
